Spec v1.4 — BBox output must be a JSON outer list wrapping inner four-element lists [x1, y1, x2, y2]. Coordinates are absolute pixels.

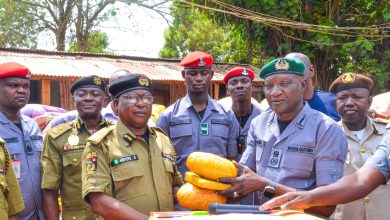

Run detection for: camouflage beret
[[259, 58, 305, 79]]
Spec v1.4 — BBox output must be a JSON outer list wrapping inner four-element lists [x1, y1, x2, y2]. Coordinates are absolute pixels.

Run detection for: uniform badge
[[341, 73, 355, 83], [68, 134, 79, 146], [200, 123, 209, 136], [198, 58, 206, 67], [242, 68, 248, 75], [268, 148, 282, 168], [275, 58, 289, 70], [93, 76, 102, 86], [26, 70, 31, 78], [86, 151, 97, 174], [139, 76, 149, 86]]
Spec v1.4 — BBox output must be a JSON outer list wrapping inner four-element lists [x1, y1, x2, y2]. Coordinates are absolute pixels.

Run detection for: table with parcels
[[149, 210, 325, 220]]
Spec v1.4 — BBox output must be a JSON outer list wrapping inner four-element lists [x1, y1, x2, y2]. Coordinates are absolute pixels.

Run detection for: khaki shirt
[[82, 120, 182, 215], [41, 117, 113, 220], [333, 117, 390, 220], [0, 137, 24, 219]]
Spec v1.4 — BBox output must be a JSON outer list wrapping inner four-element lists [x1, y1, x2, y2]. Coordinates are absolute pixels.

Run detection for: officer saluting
[[157, 51, 239, 177], [41, 75, 112, 220], [0, 62, 44, 220], [82, 74, 182, 219], [0, 137, 24, 220]]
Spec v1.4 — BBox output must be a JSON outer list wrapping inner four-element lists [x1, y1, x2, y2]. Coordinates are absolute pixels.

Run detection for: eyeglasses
[[120, 94, 154, 104]]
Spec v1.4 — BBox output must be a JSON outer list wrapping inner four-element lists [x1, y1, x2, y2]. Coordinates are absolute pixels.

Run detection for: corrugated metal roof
[[0, 48, 262, 82]]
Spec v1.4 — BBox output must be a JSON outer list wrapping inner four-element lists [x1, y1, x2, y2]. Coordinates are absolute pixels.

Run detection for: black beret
[[109, 74, 152, 98], [70, 75, 106, 95]]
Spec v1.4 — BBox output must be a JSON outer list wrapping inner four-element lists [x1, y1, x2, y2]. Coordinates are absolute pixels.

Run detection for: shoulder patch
[[48, 122, 73, 139], [87, 125, 115, 144]]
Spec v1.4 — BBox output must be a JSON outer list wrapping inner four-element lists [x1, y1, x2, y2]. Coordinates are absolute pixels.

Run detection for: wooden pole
[[41, 79, 51, 105]]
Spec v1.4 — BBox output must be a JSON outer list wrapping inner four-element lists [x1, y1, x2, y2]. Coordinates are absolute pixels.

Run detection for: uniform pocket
[[281, 153, 314, 178], [63, 151, 82, 167], [211, 124, 229, 138], [169, 124, 192, 138], [163, 159, 174, 174], [111, 161, 145, 200]]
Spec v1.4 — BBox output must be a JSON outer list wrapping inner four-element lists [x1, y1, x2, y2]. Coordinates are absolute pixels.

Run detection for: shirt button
[[73, 158, 77, 162], [364, 196, 370, 203], [360, 148, 366, 153]]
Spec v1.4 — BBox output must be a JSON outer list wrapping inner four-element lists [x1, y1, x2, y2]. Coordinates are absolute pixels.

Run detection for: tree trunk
[[56, 26, 66, 51]]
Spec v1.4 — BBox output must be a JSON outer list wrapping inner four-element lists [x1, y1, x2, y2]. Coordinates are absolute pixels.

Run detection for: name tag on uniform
[[12, 160, 21, 179], [200, 123, 209, 136], [268, 148, 282, 168], [255, 139, 266, 147], [111, 155, 139, 166], [4, 137, 19, 144], [162, 152, 175, 162], [30, 135, 43, 141]]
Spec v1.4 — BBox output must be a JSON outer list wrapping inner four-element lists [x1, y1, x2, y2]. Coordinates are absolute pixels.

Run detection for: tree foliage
[[68, 31, 112, 53], [161, 0, 390, 92], [0, 0, 43, 48]]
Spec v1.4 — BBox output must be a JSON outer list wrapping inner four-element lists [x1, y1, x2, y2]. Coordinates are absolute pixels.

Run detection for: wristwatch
[[263, 181, 276, 198]]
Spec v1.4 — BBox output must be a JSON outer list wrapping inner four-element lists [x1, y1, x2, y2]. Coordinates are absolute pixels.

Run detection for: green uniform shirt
[[41, 117, 113, 220], [82, 120, 183, 215], [0, 137, 24, 219]]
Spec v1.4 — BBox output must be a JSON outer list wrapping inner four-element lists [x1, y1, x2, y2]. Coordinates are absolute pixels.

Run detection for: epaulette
[[152, 126, 169, 137], [47, 122, 73, 139], [105, 119, 116, 126], [373, 118, 389, 124], [87, 125, 115, 144]]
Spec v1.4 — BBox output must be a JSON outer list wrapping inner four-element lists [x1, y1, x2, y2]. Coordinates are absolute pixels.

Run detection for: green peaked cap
[[259, 57, 305, 79]]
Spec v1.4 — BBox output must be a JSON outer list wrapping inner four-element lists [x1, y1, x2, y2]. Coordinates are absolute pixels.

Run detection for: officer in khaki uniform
[[329, 72, 390, 220], [41, 76, 112, 220], [0, 137, 24, 220], [82, 74, 183, 219]]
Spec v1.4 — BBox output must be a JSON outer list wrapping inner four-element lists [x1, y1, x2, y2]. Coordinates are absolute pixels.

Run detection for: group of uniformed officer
[[0, 49, 388, 220]]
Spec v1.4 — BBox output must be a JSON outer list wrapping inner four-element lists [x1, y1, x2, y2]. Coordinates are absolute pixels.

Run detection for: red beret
[[180, 51, 213, 68], [0, 62, 30, 79], [223, 66, 255, 84]]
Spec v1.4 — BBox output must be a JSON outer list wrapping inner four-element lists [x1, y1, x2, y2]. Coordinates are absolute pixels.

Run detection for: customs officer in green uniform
[[82, 74, 183, 220], [41, 76, 113, 220], [0, 137, 24, 220]]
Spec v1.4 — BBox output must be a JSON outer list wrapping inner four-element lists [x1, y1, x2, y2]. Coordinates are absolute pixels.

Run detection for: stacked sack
[[177, 152, 237, 210]]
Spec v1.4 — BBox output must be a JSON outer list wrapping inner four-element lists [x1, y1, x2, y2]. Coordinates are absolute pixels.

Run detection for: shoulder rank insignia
[[123, 134, 134, 145], [86, 151, 98, 174]]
